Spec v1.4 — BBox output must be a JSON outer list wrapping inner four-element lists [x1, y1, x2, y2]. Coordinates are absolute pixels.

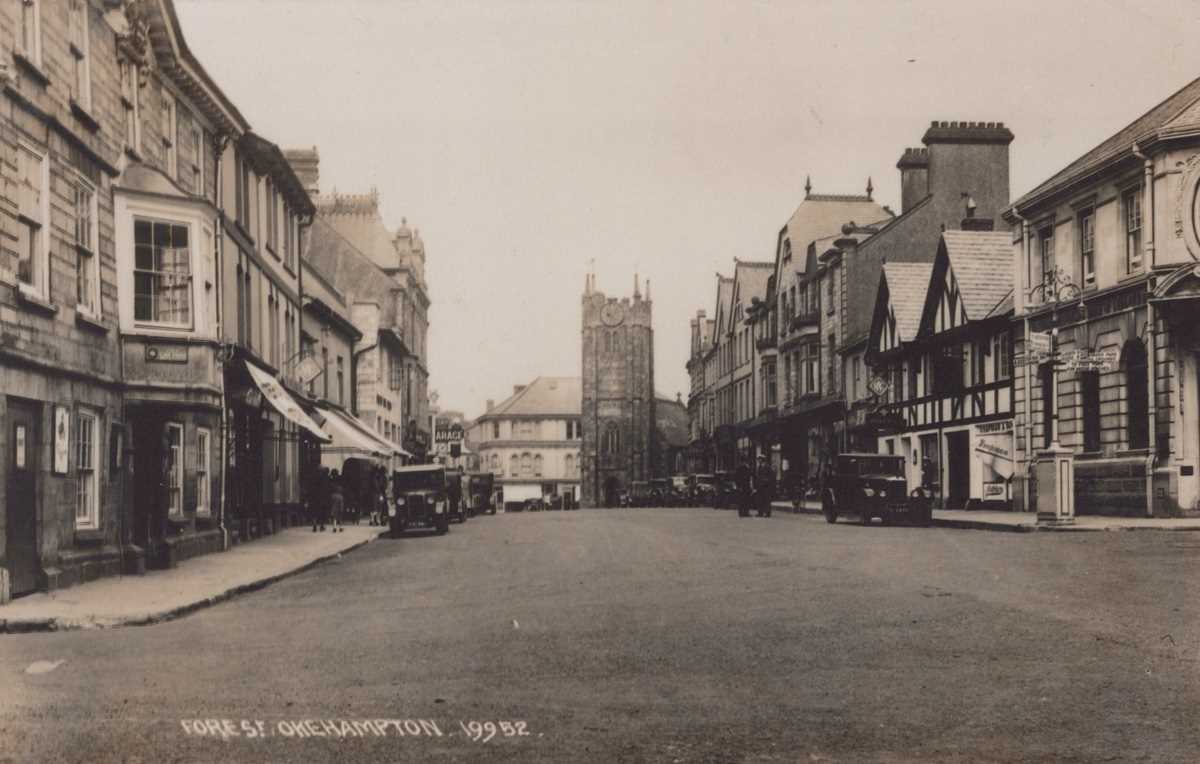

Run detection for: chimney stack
[[896, 148, 929, 214], [922, 120, 1014, 222]]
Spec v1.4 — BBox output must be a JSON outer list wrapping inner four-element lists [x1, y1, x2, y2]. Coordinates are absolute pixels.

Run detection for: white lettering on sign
[[179, 718, 531, 742]]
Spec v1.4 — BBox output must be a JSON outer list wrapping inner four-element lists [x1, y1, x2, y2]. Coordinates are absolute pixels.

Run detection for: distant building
[[581, 275, 656, 507], [469, 378, 582, 507], [655, 394, 690, 477]]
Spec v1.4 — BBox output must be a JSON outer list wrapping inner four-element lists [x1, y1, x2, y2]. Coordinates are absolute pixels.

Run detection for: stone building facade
[[1, 0, 128, 599], [470, 378, 582, 507], [1005, 75, 1200, 517], [581, 275, 655, 507]]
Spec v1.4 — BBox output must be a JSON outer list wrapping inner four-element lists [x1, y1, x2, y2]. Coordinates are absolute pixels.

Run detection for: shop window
[[74, 410, 99, 529], [1124, 340, 1149, 450], [196, 428, 211, 516], [134, 219, 192, 326], [166, 423, 184, 517]]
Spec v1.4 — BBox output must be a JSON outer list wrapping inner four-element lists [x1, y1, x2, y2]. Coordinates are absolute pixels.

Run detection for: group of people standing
[[307, 463, 391, 532], [735, 454, 776, 517]]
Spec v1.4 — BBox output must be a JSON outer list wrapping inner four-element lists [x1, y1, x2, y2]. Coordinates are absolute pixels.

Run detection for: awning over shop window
[[501, 483, 543, 502], [244, 361, 330, 442], [316, 405, 411, 469]]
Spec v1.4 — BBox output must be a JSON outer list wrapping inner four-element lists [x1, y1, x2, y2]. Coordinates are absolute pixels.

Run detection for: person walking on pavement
[[735, 457, 753, 518], [312, 467, 330, 532], [329, 469, 345, 532], [755, 454, 775, 517]]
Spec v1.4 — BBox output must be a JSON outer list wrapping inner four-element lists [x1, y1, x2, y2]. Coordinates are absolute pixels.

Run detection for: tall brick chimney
[[922, 121, 1014, 224], [896, 147, 929, 213]]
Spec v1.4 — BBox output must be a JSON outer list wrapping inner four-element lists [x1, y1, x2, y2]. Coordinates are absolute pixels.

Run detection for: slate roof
[[712, 275, 734, 342], [779, 195, 894, 278], [940, 230, 1014, 321], [482, 377, 581, 419], [733, 260, 773, 307], [882, 262, 933, 341], [1013, 74, 1200, 209]]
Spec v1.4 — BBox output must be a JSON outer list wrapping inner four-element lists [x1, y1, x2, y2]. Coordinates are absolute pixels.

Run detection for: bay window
[[134, 218, 192, 327]]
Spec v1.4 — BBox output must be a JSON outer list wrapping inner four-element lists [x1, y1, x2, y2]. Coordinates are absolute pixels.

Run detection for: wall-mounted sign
[[435, 424, 464, 444], [145, 345, 188, 363], [53, 405, 70, 474]]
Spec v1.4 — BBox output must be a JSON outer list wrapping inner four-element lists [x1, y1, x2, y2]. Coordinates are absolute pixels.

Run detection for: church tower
[[581, 273, 656, 507]]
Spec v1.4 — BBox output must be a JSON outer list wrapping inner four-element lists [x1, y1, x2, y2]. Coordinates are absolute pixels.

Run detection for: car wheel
[[822, 493, 837, 524], [860, 509, 872, 527]]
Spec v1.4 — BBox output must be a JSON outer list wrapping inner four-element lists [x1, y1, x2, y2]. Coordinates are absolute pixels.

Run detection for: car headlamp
[[863, 487, 876, 497]]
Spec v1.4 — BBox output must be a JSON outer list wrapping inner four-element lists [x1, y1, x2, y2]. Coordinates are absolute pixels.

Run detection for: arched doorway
[[603, 476, 620, 507]]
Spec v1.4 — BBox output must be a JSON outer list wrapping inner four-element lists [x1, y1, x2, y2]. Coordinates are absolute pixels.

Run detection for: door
[[131, 416, 164, 552], [6, 400, 41, 596], [945, 430, 971, 509], [603, 476, 619, 507]]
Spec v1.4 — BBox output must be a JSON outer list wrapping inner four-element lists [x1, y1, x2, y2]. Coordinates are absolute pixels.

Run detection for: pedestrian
[[329, 469, 345, 532], [312, 467, 330, 532], [755, 454, 775, 517], [735, 457, 753, 517]]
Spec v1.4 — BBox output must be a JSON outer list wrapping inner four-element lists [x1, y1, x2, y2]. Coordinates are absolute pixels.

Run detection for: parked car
[[444, 468, 468, 523], [389, 465, 450, 535], [668, 476, 690, 506], [820, 453, 932, 526], [649, 479, 672, 507], [467, 472, 496, 516], [713, 471, 738, 509], [628, 481, 652, 508], [690, 474, 717, 506]]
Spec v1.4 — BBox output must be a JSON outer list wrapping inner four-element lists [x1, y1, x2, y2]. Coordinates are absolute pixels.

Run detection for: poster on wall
[[53, 405, 70, 475]]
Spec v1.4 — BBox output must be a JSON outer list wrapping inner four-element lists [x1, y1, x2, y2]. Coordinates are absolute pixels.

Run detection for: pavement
[[772, 499, 1200, 531], [3, 507, 1199, 763], [0, 525, 381, 633]]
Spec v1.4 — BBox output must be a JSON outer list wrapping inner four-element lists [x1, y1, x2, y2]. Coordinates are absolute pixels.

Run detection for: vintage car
[[713, 471, 739, 509], [628, 481, 652, 507], [648, 479, 672, 507], [820, 453, 932, 526], [390, 465, 450, 535], [466, 472, 496, 516], [690, 474, 718, 506], [668, 476, 690, 506], [444, 468, 469, 523]]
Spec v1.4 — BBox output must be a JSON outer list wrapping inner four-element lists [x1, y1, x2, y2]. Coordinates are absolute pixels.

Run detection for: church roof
[[481, 377, 582, 419]]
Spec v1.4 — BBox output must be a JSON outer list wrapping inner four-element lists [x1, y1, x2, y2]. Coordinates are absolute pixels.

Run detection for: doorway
[[131, 415, 165, 559], [603, 476, 619, 507], [945, 430, 971, 509], [5, 399, 41, 596]]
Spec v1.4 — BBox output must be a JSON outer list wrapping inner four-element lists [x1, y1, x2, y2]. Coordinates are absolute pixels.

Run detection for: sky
[[176, 0, 1200, 420]]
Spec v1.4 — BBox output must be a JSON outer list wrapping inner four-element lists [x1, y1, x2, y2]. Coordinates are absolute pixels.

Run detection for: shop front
[[224, 358, 330, 543]]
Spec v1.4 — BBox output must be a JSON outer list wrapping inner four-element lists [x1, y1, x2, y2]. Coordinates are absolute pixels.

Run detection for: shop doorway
[[5, 399, 41, 596], [945, 430, 971, 509], [131, 415, 166, 559]]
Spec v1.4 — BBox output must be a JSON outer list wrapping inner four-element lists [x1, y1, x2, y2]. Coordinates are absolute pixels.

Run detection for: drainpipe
[[213, 134, 230, 550], [1012, 206, 1034, 512], [1132, 143, 1158, 517]]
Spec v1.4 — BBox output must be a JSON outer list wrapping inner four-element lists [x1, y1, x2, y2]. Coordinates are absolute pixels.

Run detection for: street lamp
[[1025, 266, 1082, 525]]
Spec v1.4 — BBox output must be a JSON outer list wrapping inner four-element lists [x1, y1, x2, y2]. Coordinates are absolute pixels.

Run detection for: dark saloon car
[[390, 465, 450, 535], [690, 474, 717, 506], [820, 453, 931, 526], [713, 472, 739, 509]]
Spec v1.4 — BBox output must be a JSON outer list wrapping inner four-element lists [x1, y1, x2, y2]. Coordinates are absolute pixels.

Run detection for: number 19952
[[458, 720, 529, 742]]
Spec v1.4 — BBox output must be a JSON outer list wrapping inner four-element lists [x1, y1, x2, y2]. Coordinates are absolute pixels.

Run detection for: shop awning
[[500, 483, 543, 502], [316, 406, 411, 468], [244, 361, 330, 442]]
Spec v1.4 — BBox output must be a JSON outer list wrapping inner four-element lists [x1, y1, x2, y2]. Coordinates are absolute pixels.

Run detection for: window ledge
[[12, 53, 50, 88], [70, 100, 100, 133], [167, 513, 189, 526], [14, 285, 58, 316], [74, 528, 106, 544], [75, 310, 108, 333]]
